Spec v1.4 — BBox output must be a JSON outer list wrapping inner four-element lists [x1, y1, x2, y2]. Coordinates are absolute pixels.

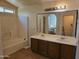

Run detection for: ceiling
[[16, 0, 42, 5], [6, 0, 59, 7], [6, 0, 79, 7]]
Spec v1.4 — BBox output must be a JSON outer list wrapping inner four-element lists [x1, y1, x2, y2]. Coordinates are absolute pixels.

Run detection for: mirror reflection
[[48, 14, 57, 34], [37, 10, 78, 37]]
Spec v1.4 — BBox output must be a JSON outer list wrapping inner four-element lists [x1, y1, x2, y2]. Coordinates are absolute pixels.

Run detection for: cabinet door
[[61, 45, 76, 59], [31, 38, 38, 52], [38, 40, 48, 56], [48, 42, 60, 59]]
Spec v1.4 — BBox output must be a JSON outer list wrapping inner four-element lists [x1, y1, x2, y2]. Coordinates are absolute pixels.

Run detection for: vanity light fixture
[[57, 5, 66, 9], [45, 5, 66, 11]]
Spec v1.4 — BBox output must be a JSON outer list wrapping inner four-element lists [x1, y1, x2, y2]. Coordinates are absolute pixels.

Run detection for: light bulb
[[61, 5, 66, 9], [57, 6, 61, 9]]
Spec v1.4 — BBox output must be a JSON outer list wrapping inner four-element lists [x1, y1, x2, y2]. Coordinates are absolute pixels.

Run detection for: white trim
[[0, 55, 9, 58], [24, 46, 30, 49]]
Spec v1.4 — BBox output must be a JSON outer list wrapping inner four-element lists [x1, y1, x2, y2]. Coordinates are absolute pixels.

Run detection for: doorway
[[63, 15, 74, 36]]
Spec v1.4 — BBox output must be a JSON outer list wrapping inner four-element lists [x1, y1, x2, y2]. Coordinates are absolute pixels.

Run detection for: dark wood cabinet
[[38, 40, 48, 56], [31, 38, 38, 52], [61, 45, 76, 59], [48, 42, 60, 59], [31, 38, 76, 59]]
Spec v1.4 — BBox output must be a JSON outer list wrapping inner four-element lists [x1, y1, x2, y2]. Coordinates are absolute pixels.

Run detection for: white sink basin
[[56, 37, 69, 42]]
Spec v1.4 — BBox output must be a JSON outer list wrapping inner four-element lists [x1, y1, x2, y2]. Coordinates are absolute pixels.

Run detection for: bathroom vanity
[[30, 33, 77, 59]]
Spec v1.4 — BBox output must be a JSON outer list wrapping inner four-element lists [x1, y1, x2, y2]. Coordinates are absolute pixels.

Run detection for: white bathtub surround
[[30, 33, 78, 46], [3, 38, 27, 55]]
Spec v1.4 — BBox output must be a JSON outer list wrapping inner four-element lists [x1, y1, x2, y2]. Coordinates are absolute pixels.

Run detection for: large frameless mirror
[[36, 10, 78, 37]]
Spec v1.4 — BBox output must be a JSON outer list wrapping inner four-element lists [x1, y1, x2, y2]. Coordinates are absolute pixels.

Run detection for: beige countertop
[[30, 33, 78, 46]]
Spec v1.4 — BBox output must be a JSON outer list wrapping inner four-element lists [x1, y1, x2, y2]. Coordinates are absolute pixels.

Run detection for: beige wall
[[18, 4, 43, 33], [18, 4, 43, 46]]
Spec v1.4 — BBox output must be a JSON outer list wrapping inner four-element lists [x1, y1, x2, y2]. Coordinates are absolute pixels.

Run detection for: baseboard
[[0, 55, 9, 58], [24, 46, 30, 49]]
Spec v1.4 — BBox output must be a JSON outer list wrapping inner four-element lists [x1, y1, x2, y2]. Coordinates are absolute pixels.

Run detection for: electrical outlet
[[24, 38, 26, 40]]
